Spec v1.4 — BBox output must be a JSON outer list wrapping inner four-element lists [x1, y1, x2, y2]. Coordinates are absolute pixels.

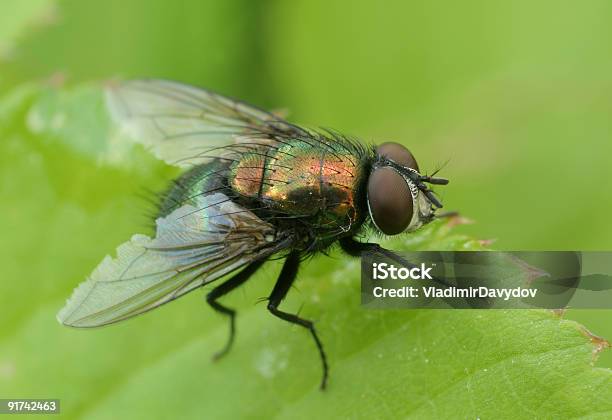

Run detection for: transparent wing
[[57, 193, 285, 327], [105, 79, 307, 167]]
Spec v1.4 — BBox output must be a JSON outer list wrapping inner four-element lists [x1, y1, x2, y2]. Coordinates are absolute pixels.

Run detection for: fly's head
[[366, 142, 449, 235]]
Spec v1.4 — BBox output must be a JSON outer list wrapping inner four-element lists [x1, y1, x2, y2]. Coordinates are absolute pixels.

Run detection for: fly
[[57, 79, 449, 390]]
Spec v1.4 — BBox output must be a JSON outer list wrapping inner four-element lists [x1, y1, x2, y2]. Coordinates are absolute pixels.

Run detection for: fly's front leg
[[339, 237, 386, 258], [339, 237, 464, 292], [340, 236, 434, 277], [267, 251, 329, 390], [206, 259, 266, 361], [340, 236, 425, 268]]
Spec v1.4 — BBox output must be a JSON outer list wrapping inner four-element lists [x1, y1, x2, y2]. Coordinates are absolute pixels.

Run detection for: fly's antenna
[[420, 175, 449, 185], [413, 172, 448, 208], [377, 157, 449, 209]]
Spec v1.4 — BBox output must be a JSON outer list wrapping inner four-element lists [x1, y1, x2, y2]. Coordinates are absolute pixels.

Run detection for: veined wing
[[57, 193, 286, 327], [105, 79, 308, 168]]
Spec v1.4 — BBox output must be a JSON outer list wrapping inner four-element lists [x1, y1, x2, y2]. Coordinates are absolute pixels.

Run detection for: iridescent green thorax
[[157, 136, 372, 252], [229, 136, 370, 241]]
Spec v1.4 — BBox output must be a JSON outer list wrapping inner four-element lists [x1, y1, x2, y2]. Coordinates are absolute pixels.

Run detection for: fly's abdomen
[[229, 141, 365, 234], [159, 160, 231, 218]]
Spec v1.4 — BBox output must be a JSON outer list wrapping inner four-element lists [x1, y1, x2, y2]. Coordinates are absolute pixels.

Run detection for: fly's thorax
[[229, 153, 267, 197], [228, 140, 367, 234]]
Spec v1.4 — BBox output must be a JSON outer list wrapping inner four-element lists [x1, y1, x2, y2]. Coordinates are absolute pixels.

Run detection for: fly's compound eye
[[367, 167, 414, 235], [377, 142, 419, 171]]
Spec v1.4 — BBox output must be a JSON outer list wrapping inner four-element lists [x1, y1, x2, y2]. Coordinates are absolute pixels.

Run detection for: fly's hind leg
[[206, 259, 266, 361], [266, 251, 329, 390]]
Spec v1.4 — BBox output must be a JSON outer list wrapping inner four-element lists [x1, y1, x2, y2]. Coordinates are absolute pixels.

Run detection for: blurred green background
[[1, 0, 611, 418]]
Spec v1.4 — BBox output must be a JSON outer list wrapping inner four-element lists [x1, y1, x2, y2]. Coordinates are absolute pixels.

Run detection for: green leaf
[[0, 84, 611, 419]]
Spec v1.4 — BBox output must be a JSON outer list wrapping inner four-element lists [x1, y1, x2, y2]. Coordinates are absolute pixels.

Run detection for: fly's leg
[[339, 237, 469, 294], [267, 252, 329, 390], [339, 237, 395, 259], [340, 237, 431, 270], [206, 259, 266, 361]]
